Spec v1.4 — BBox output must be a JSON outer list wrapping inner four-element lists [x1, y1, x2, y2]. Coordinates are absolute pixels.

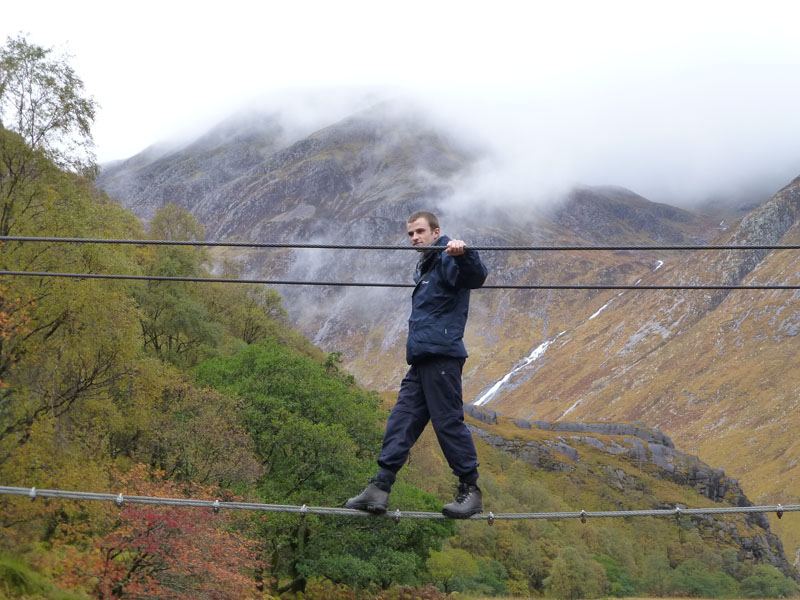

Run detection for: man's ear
[[433, 227, 440, 238]]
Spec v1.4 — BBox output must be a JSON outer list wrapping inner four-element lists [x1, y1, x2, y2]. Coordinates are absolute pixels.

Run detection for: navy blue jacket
[[406, 235, 488, 365]]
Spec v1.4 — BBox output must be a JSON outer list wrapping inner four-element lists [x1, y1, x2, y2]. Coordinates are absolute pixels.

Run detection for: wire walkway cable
[[2, 238, 798, 521], [1, 486, 797, 523], [3, 235, 800, 251], [2, 270, 799, 290]]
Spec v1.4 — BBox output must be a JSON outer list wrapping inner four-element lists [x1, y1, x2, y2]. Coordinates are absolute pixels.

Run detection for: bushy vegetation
[[1, 34, 798, 599], [413, 446, 799, 599]]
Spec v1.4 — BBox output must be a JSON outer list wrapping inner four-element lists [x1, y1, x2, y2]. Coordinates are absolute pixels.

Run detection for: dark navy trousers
[[378, 356, 479, 478]]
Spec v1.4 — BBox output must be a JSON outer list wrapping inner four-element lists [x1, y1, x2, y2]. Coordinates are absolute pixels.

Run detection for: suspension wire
[[1, 486, 797, 522], [4, 242, 798, 521], [2, 239, 798, 521], [3, 235, 800, 251], [1, 270, 799, 290]]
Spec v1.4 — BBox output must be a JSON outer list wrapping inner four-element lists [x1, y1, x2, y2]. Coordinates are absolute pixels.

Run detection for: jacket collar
[[415, 235, 449, 283]]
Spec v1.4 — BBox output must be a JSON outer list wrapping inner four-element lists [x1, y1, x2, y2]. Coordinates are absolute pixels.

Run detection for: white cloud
[[3, 0, 800, 203]]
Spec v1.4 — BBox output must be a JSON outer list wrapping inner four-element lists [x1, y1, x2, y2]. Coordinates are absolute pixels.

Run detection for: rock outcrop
[[465, 405, 795, 577]]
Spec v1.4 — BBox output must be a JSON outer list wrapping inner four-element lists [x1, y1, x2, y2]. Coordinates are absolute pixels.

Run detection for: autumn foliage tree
[[51, 465, 267, 599], [0, 278, 30, 389]]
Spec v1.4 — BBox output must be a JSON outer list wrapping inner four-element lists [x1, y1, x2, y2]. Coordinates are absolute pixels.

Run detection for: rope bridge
[[2, 486, 797, 524], [2, 237, 797, 524]]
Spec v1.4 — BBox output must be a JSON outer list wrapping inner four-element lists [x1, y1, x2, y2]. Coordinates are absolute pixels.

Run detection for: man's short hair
[[407, 211, 439, 231]]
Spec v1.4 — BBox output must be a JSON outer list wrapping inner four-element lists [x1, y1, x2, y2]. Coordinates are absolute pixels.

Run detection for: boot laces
[[455, 483, 472, 504]]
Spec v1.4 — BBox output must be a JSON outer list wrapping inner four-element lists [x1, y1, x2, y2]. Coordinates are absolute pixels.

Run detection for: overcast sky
[[3, 0, 800, 205]]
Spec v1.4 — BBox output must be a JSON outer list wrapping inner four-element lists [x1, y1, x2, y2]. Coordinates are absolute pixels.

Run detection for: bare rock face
[[481, 412, 737, 502], [98, 111, 287, 224], [466, 426, 574, 473], [546, 420, 675, 448], [552, 186, 706, 244]]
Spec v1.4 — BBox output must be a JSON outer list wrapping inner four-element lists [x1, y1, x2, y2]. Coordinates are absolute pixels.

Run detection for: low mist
[[401, 62, 800, 212], [142, 58, 800, 220]]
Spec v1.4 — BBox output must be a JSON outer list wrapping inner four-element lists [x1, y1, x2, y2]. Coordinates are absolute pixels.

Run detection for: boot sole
[[345, 502, 387, 515], [442, 507, 483, 519]]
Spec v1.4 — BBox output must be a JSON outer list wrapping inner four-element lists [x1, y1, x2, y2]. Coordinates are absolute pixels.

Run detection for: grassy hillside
[[394, 407, 798, 597], [484, 179, 800, 559]]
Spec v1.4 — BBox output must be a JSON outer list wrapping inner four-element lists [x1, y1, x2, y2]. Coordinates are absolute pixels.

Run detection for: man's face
[[407, 218, 440, 249]]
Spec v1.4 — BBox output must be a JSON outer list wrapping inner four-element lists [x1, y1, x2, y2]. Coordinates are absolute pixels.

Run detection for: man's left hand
[[445, 239, 467, 256]]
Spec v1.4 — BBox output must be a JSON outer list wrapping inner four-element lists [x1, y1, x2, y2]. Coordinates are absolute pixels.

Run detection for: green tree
[[427, 547, 479, 593], [194, 341, 454, 593], [668, 558, 739, 598], [0, 164, 144, 464], [0, 128, 53, 236], [594, 553, 638, 597], [545, 546, 607, 600], [0, 279, 30, 390], [205, 260, 288, 346], [640, 551, 673, 596], [148, 202, 206, 242], [134, 205, 221, 366], [740, 564, 799, 598], [106, 365, 263, 487], [0, 34, 98, 173]]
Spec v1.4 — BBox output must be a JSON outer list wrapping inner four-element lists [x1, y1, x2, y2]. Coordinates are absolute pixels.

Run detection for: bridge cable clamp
[[115, 493, 124, 508], [300, 504, 307, 519], [777, 504, 783, 519], [212, 499, 220, 514], [580, 509, 588, 524], [488, 511, 495, 526], [28, 487, 36, 501], [393, 509, 402, 523]]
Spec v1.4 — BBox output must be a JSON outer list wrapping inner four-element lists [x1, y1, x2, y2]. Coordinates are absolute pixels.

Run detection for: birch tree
[[0, 34, 98, 174]]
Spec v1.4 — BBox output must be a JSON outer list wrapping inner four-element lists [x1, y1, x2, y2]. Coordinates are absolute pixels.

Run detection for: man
[[346, 211, 488, 518]]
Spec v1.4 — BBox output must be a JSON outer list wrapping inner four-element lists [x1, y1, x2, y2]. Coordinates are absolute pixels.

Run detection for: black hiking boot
[[345, 483, 389, 515], [442, 483, 483, 518]]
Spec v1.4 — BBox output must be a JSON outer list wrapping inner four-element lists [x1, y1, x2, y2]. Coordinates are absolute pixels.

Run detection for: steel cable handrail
[[1, 270, 799, 290], [3, 235, 800, 251]]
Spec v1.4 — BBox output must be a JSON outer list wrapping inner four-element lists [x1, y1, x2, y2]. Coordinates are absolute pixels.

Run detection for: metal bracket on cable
[[580, 509, 587, 524], [28, 487, 36, 501], [212, 499, 220, 514], [393, 509, 402, 523], [300, 504, 307, 519], [777, 504, 783, 519], [487, 512, 495, 526], [674, 506, 682, 523], [115, 493, 124, 508]]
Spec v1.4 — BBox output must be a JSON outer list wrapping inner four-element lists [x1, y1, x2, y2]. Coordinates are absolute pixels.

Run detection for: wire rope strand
[[3, 235, 800, 251], [1, 486, 798, 521], [1, 270, 799, 290]]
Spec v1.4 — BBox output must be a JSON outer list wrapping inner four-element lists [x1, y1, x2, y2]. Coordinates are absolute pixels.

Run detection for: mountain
[[96, 104, 799, 566], [478, 176, 800, 561], [96, 104, 724, 390]]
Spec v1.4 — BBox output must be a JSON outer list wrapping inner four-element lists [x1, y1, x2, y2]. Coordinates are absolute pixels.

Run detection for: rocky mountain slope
[[96, 105, 799, 564], [98, 111, 288, 224], [463, 404, 794, 577], [472, 176, 800, 562], [96, 106, 724, 390]]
